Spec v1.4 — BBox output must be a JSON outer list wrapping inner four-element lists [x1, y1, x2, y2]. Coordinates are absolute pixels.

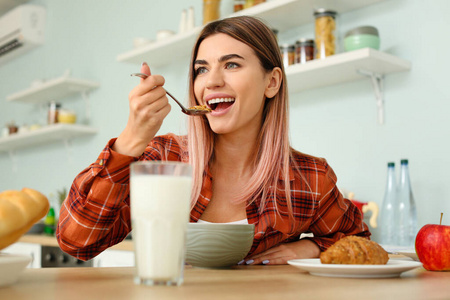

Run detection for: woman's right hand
[[112, 62, 171, 157]]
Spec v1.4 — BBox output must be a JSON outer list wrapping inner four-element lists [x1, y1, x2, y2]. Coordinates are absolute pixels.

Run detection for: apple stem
[[440, 212, 443, 225]]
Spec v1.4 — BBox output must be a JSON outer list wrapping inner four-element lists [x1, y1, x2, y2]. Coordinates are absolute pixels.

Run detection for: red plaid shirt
[[56, 135, 370, 261]]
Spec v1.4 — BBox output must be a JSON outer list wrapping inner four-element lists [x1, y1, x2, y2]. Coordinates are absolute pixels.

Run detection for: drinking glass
[[130, 161, 192, 286]]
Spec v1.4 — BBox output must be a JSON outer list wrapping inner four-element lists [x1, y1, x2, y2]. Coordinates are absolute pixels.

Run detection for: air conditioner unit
[[0, 4, 46, 66]]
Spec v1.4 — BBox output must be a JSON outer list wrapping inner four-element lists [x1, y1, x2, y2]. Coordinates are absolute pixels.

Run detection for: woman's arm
[[56, 140, 136, 261], [245, 160, 370, 265], [245, 239, 320, 265]]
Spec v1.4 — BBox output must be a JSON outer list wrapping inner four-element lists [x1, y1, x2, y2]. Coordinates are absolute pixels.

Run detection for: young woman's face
[[193, 33, 272, 136]]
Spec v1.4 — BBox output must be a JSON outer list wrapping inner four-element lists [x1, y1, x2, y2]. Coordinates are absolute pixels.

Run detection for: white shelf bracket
[[81, 91, 91, 124], [9, 150, 18, 173], [357, 69, 385, 125]]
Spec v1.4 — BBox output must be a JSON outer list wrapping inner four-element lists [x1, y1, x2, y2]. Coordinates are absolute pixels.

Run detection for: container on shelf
[[253, 0, 266, 5], [280, 44, 295, 68], [7, 122, 18, 135], [203, 0, 221, 24], [295, 39, 315, 64], [47, 101, 61, 125], [234, 0, 245, 12], [57, 109, 77, 124], [314, 8, 337, 59], [344, 25, 380, 52]]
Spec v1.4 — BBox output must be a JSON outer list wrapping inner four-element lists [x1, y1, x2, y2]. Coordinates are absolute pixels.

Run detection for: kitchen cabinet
[[2, 242, 41, 268], [116, 0, 410, 124], [5, 235, 134, 268], [93, 249, 134, 268], [2, 75, 99, 160]]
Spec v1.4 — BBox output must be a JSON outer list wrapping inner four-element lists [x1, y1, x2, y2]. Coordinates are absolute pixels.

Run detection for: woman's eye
[[225, 62, 239, 69], [195, 67, 207, 75]]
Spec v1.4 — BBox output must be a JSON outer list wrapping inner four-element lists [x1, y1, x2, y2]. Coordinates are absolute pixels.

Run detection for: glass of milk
[[130, 161, 192, 286]]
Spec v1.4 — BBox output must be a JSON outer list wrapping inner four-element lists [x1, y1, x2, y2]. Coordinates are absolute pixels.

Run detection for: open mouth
[[207, 98, 235, 112]]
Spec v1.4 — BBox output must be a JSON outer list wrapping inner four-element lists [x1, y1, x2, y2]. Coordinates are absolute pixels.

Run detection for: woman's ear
[[264, 67, 282, 99]]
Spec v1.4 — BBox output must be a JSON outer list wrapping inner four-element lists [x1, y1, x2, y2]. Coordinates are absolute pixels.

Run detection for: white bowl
[[0, 253, 31, 287], [156, 29, 175, 41], [186, 223, 254, 268]]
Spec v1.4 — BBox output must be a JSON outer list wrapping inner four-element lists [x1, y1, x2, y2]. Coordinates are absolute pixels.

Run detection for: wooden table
[[1, 263, 449, 300]]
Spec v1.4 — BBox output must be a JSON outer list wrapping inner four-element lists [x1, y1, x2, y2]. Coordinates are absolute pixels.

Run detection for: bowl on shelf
[[186, 223, 254, 268], [344, 26, 380, 52], [57, 110, 77, 124]]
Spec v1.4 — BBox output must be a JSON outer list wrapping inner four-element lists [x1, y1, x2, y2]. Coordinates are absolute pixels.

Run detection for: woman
[[56, 16, 370, 265]]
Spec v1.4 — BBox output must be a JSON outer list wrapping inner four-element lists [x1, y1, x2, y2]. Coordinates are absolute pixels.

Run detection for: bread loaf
[[0, 188, 49, 250], [320, 235, 389, 265]]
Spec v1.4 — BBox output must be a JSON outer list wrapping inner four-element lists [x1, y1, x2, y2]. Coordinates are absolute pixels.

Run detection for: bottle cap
[[387, 162, 395, 167], [401, 159, 409, 164]]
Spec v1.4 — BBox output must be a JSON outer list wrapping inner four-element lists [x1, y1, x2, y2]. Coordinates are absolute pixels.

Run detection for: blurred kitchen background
[[0, 0, 449, 243]]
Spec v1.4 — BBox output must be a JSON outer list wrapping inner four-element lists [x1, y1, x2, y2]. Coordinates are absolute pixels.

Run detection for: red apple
[[415, 213, 450, 271]]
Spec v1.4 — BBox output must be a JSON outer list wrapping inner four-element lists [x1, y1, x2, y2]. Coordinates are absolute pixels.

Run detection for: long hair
[[186, 16, 295, 220]]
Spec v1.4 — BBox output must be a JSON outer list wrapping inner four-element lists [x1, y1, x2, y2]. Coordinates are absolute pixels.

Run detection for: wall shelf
[[7, 76, 100, 104], [116, 0, 388, 66], [0, 124, 97, 152], [286, 48, 411, 93]]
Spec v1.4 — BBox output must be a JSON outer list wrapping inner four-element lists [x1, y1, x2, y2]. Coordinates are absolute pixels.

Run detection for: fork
[[130, 73, 210, 116]]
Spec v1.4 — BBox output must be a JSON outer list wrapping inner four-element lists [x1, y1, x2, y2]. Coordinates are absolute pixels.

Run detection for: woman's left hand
[[243, 239, 320, 265]]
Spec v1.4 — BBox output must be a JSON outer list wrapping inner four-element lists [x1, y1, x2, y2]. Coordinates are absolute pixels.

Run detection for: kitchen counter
[[18, 234, 133, 251], [1, 264, 449, 299]]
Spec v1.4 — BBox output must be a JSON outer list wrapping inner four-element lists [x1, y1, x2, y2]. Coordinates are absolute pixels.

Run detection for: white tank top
[[197, 219, 249, 225]]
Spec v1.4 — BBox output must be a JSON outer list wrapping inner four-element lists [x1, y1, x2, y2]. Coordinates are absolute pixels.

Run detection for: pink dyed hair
[[185, 16, 296, 219]]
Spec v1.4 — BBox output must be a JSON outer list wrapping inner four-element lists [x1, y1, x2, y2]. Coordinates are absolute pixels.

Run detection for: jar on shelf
[[7, 121, 18, 135], [203, 0, 221, 24], [314, 8, 337, 59], [280, 44, 295, 68], [234, 0, 245, 12], [295, 39, 315, 64], [344, 25, 380, 52], [271, 28, 279, 41], [47, 101, 61, 125]]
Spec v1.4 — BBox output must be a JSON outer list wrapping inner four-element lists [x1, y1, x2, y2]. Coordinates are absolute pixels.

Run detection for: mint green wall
[[1, 0, 449, 240]]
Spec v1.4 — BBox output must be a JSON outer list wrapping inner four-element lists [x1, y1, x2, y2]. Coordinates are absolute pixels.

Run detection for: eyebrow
[[194, 53, 244, 66]]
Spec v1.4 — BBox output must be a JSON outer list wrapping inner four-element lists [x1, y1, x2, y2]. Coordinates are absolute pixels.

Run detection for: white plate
[[288, 259, 422, 278], [0, 253, 31, 287], [396, 250, 419, 261]]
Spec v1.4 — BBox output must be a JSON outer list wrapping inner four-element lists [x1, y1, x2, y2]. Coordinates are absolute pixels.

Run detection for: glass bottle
[[380, 162, 397, 246], [48, 101, 61, 124], [397, 159, 417, 247], [295, 39, 315, 64], [280, 44, 295, 68], [314, 9, 337, 59], [44, 207, 56, 235]]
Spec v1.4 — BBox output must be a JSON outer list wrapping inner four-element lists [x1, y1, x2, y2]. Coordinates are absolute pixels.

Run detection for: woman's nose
[[205, 68, 225, 89]]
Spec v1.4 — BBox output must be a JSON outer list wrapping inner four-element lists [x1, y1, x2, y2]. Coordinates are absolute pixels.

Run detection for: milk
[[130, 174, 192, 284]]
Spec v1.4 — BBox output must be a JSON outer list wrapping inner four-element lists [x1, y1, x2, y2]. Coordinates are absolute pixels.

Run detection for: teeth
[[207, 98, 235, 105]]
